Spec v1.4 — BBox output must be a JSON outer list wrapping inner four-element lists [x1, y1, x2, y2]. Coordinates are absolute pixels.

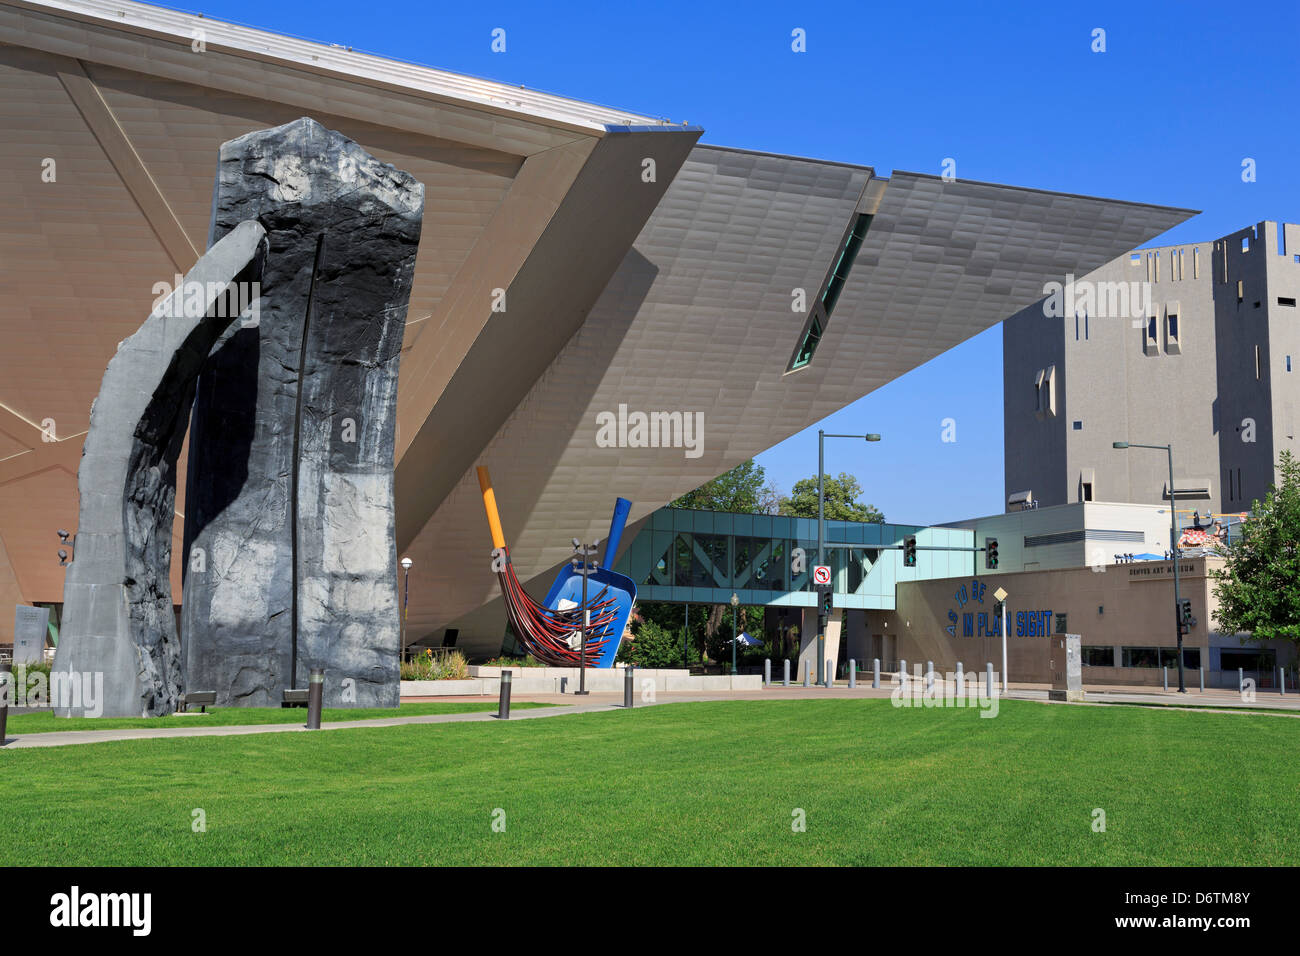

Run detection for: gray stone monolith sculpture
[[181, 118, 424, 709], [52, 221, 268, 717]]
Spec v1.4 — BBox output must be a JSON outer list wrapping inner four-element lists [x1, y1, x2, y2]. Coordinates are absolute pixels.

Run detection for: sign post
[[813, 565, 831, 686], [993, 586, 1009, 693]]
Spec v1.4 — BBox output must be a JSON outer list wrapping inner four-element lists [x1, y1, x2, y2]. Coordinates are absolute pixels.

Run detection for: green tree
[[671, 459, 779, 514], [779, 472, 884, 523], [1212, 450, 1300, 645]]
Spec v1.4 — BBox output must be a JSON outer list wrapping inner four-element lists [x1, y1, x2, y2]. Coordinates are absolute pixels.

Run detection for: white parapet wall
[[401, 666, 763, 697]]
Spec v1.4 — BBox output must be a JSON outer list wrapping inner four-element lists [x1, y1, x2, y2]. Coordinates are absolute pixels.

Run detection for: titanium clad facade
[[406, 156, 1196, 657]]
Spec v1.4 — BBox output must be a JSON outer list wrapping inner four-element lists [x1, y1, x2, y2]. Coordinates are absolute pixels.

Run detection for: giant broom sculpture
[[477, 466, 636, 666]]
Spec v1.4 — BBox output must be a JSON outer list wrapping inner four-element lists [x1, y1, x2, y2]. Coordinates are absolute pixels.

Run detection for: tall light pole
[[730, 592, 740, 675], [571, 539, 598, 696], [817, 431, 881, 685], [1113, 440, 1186, 693], [400, 556, 412, 666]]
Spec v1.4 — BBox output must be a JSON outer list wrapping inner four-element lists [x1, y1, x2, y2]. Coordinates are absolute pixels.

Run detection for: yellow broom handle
[[477, 466, 507, 550]]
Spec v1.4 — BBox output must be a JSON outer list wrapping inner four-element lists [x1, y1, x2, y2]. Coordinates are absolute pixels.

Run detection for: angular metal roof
[[399, 151, 1196, 656]]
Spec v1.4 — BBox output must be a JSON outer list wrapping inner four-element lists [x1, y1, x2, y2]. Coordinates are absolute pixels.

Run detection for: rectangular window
[[1073, 420, 1083, 430], [1279, 297, 1297, 307], [1082, 646, 1115, 667], [1193, 246, 1200, 278], [1256, 344, 1262, 380], [1237, 280, 1245, 303], [1081, 482, 1093, 502], [1288, 356, 1293, 372], [1122, 647, 1160, 668]]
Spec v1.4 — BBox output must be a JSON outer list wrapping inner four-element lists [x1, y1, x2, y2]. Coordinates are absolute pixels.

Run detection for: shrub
[[400, 650, 469, 681], [484, 656, 545, 668], [618, 620, 696, 668]]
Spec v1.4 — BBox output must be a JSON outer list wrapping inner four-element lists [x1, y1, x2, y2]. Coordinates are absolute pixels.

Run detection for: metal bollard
[[498, 670, 512, 719], [826, 658, 834, 688], [872, 658, 880, 689], [1280, 667, 1286, 696], [1162, 666, 1168, 692], [764, 658, 771, 688], [956, 661, 963, 698], [926, 661, 934, 692], [783, 658, 791, 687], [1239, 667, 1244, 692], [899, 660, 907, 686], [1199, 666, 1204, 693], [986, 662, 993, 697], [624, 665, 634, 708], [803, 660, 811, 687], [849, 659, 856, 689], [306, 667, 325, 730]]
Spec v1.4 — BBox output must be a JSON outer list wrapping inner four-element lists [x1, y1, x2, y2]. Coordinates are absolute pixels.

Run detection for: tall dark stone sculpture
[[182, 118, 424, 709], [52, 221, 268, 717]]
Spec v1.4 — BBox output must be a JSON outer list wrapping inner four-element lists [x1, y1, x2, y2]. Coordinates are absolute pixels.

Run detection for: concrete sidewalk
[[5, 682, 1297, 750]]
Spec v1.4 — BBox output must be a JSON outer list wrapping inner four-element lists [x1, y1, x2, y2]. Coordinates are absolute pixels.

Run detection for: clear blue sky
[[185, 0, 1298, 524]]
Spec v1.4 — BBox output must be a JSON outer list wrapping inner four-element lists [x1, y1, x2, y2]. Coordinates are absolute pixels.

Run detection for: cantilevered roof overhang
[[399, 152, 1197, 656]]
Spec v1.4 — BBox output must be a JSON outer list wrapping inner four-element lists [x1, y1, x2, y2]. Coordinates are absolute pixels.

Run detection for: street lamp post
[[730, 592, 740, 675], [400, 556, 412, 666], [571, 540, 598, 696], [817, 431, 881, 685], [1113, 440, 1186, 693]]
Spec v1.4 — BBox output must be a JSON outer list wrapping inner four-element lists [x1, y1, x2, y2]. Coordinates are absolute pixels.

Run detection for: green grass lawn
[[4, 700, 549, 734], [2, 698, 1296, 866]]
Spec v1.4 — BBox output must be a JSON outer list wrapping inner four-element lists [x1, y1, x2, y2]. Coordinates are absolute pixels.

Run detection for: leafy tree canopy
[[670, 460, 779, 514], [1212, 450, 1300, 643], [779, 472, 884, 523]]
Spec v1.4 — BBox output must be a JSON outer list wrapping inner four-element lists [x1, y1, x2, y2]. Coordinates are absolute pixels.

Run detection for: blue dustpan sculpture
[[541, 498, 638, 667]]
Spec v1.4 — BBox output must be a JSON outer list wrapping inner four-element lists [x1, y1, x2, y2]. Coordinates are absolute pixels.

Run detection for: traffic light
[[1178, 598, 1193, 626], [820, 588, 833, 615], [985, 537, 999, 570], [903, 536, 917, 567]]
